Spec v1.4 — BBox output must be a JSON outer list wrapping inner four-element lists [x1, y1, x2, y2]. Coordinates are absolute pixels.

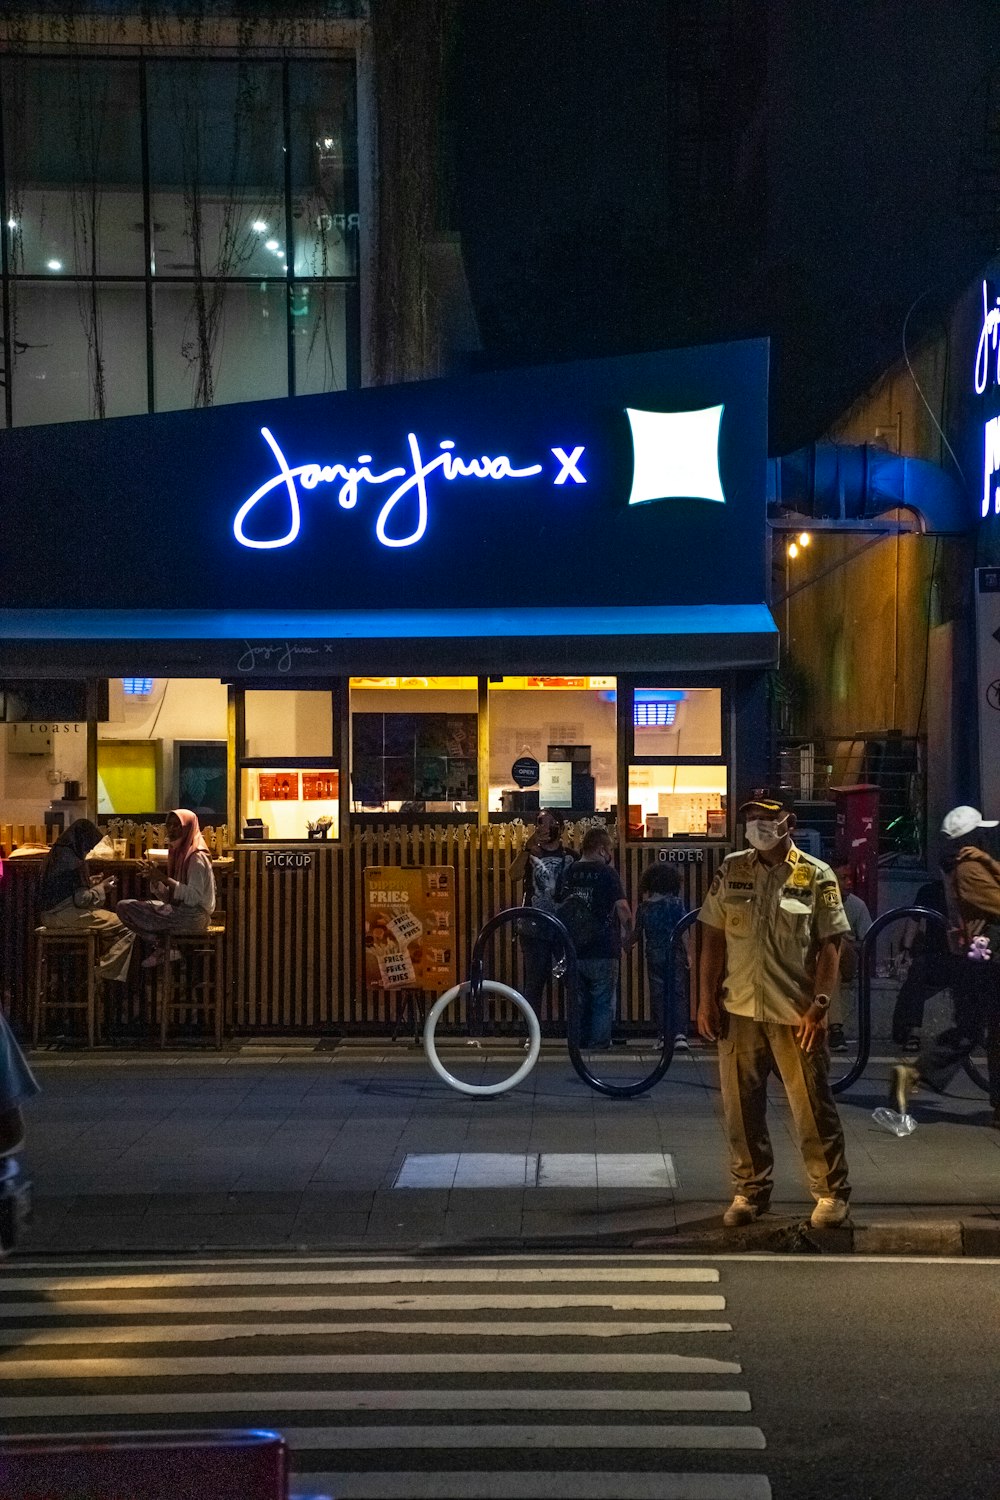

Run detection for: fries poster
[[363, 866, 456, 991]]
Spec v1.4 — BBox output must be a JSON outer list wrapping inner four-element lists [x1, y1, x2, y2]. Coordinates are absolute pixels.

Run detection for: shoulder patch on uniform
[[821, 888, 841, 908], [708, 873, 723, 897]]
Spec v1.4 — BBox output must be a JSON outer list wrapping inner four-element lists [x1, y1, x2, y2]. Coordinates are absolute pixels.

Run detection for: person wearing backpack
[[890, 806, 1000, 1128], [557, 826, 632, 1049], [509, 810, 578, 1024]]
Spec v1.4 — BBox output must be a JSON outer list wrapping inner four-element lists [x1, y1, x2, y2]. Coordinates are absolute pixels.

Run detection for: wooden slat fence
[[231, 825, 728, 1035], [1, 821, 727, 1037]]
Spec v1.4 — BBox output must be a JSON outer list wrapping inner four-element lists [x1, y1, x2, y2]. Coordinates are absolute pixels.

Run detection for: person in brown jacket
[[891, 806, 1000, 1127]]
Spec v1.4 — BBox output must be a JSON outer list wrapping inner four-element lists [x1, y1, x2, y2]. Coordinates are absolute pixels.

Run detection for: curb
[[13, 1219, 1000, 1260], [633, 1216, 1000, 1257]]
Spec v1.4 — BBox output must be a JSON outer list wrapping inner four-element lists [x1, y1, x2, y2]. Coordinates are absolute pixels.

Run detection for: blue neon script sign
[[232, 404, 727, 551], [976, 281, 1000, 520], [234, 428, 589, 550]]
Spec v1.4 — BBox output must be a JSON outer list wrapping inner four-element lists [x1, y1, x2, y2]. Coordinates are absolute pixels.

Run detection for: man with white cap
[[890, 806, 1000, 1127]]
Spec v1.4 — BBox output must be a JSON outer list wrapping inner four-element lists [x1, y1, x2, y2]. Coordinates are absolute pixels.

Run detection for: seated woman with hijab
[[114, 808, 216, 968], [39, 819, 126, 941]]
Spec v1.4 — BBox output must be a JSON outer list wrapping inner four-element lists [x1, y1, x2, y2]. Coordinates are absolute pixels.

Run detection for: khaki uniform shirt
[[698, 842, 851, 1023]]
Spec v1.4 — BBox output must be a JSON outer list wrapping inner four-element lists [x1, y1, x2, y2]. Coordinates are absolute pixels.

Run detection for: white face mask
[[746, 817, 787, 852]]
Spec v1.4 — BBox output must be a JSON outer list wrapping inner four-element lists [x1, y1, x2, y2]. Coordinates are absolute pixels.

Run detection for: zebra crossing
[[0, 1254, 771, 1499]]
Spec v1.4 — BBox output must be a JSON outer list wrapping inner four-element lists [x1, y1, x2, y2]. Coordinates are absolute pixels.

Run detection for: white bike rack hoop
[[424, 980, 541, 1096]]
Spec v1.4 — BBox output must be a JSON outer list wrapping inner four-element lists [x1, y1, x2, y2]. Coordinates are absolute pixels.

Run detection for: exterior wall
[[782, 526, 942, 739], [778, 314, 977, 842]]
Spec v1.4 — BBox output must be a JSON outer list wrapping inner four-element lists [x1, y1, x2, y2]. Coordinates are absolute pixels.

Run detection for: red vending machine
[[832, 784, 879, 915]]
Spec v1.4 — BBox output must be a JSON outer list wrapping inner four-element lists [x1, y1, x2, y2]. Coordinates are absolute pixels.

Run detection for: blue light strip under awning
[[0, 603, 777, 642]]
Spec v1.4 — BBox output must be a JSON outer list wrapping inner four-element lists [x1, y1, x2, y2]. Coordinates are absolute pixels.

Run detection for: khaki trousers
[[718, 1013, 850, 1206]]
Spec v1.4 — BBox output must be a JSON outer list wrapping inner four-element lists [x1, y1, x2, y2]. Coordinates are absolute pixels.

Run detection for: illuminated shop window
[[99, 678, 228, 819], [488, 676, 617, 817], [239, 688, 339, 840], [627, 685, 728, 841], [627, 764, 728, 840], [240, 766, 339, 841], [350, 681, 478, 815], [632, 687, 721, 757]]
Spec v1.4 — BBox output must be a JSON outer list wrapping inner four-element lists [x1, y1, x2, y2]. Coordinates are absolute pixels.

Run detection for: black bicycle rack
[[467, 905, 676, 1099]]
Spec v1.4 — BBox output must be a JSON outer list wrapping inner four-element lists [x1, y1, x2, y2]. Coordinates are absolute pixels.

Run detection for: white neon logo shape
[[625, 404, 726, 507], [984, 415, 1000, 518], [975, 280, 1000, 395], [233, 428, 545, 550]]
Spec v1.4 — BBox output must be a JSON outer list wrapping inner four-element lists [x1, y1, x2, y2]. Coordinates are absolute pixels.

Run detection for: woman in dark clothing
[[39, 820, 123, 941]]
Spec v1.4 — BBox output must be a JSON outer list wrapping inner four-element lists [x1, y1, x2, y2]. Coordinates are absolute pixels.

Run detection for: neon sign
[[976, 282, 1000, 519], [625, 404, 726, 507], [975, 280, 1000, 396], [233, 427, 584, 550], [985, 416, 1000, 519], [232, 404, 731, 551]]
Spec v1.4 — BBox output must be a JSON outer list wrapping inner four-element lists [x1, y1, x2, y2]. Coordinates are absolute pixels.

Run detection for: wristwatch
[[811, 993, 831, 1013]]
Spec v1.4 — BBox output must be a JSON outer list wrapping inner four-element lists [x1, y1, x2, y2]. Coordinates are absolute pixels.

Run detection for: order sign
[[364, 866, 457, 991]]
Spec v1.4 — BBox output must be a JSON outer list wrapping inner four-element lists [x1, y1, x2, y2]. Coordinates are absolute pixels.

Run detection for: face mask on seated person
[[746, 817, 788, 852]]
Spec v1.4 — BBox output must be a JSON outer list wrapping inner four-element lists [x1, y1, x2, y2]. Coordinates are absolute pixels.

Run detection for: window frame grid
[[0, 50, 361, 425]]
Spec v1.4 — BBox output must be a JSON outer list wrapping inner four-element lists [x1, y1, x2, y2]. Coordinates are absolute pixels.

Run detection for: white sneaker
[[723, 1194, 763, 1227], [673, 1033, 690, 1051], [810, 1196, 850, 1229]]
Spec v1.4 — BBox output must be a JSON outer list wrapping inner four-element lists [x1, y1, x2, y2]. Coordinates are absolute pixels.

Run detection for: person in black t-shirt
[[559, 826, 632, 1048]]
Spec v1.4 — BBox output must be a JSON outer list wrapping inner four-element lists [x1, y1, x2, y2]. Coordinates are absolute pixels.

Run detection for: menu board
[[257, 772, 300, 801], [364, 865, 457, 992], [301, 771, 340, 801], [352, 713, 478, 805]]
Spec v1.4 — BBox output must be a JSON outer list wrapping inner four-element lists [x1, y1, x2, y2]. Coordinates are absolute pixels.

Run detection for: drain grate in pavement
[[392, 1153, 677, 1189]]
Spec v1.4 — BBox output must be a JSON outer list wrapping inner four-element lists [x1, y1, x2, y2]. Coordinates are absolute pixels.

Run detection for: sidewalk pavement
[[14, 1033, 1000, 1259]]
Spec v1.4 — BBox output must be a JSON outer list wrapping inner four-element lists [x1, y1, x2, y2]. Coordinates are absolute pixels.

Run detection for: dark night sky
[[454, 0, 1000, 454]]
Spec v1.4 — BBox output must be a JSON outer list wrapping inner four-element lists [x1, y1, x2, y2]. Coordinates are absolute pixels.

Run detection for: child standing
[[635, 864, 690, 1046]]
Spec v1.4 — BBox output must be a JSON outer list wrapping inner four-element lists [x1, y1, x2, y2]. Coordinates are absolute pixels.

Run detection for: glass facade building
[[0, 53, 360, 426]]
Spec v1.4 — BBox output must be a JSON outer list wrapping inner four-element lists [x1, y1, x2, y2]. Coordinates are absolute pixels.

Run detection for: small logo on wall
[[987, 680, 1000, 712], [625, 404, 726, 507]]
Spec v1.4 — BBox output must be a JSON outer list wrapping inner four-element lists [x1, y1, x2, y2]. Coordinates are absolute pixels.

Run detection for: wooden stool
[[33, 928, 99, 1048], [158, 916, 227, 1049]]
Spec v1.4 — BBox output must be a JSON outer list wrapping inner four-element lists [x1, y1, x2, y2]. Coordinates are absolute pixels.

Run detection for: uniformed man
[[698, 791, 853, 1228]]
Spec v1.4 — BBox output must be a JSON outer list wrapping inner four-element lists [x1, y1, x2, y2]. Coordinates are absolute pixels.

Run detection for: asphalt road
[[1, 1251, 996, 1499], [715, 1256, 1000, 1500]]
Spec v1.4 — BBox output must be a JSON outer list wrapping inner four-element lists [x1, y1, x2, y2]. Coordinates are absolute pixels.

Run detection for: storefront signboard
[[976, 568, 1000, 816], [976, 280, 1000, 521], [364, 865, 456, 991], [0, 341, 768, 615], [263, 851, 314, 870]]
